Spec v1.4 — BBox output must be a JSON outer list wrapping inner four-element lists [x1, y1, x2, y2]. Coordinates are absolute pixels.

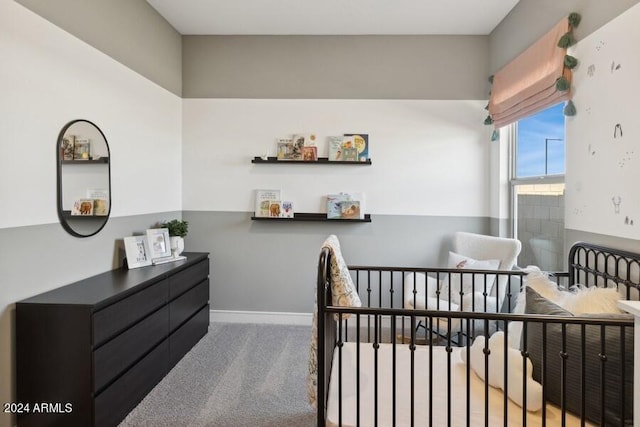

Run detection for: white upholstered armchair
[[404, 232, 522, 334]]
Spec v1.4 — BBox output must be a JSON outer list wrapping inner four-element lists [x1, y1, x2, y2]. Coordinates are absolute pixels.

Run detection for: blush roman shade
[[488, 18, 572, 128]]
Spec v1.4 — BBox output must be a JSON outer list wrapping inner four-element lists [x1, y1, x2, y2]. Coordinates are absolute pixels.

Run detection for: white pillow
[[460, 331, 542, 411], [440, 252, 500, 304], [508, 266, 623, 348]]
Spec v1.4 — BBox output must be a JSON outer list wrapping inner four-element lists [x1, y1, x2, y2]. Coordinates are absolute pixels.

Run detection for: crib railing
[[317, 256, 636, 427], [323, 308, 633, 427]]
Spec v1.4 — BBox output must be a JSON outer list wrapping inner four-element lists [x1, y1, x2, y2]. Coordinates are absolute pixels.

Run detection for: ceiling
[[146, 0, 520, 36]]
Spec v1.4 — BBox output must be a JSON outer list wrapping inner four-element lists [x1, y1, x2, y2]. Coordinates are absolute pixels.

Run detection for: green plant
[[162, 219, 189, 238]]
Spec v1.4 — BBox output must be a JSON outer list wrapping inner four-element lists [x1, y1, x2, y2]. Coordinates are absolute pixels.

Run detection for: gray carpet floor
[[118, 322, 316, 427]]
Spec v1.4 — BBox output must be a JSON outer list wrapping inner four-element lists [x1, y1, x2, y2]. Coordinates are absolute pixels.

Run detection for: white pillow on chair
[[440, 252, 500, 304]]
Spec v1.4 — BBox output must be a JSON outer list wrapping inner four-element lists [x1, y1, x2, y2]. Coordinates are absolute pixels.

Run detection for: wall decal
[[614, 123, 623, 138], [595, 40, 605, 51], [587, 64, 596, 77], [611, 61, 622, 72], [618, 151, 633, 168], [612, 196, 622, 213], [625, 216, 634, 226], [588, 143, 596, 155]]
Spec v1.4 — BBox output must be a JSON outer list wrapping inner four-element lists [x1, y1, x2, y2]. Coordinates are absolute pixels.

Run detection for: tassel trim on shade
[[555, 76, 571, 91], [564, 100, 576, 116], [564, 55, 578, 69], [568, 12, 581, 28], [484, 115, 494, 125], [491, 130, 499, 141], [557, 32, 576, 48]]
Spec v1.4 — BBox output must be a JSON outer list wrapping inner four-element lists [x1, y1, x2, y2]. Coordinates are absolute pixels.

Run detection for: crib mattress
[[326, 342, 593, 427]]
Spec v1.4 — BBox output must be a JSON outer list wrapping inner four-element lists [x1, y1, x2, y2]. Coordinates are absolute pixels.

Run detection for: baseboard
[[210, 309, 313, 326]]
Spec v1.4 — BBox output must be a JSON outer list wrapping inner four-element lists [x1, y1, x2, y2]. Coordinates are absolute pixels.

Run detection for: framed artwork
[[254, 189, 281, 217], [123, 235, 152, 269], [71, 199, 94, 216], [73, 139, 91, 160], [61, 135, 75, 160], [146, 228, 172, 260]]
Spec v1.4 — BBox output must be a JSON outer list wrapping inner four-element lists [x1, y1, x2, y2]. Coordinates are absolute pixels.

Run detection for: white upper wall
[[0, 0, 182, 229], [182, 99, 491, 217], [565, 2, 640, 240]]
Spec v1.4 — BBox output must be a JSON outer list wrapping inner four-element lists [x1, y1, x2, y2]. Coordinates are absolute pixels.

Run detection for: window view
[[512, 103, 565, 270]]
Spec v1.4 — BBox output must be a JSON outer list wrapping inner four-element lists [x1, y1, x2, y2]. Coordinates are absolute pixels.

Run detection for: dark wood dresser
[[16, 252, 210, 427]]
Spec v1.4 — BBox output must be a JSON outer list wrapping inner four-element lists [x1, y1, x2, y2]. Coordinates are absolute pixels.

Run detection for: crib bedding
[[326, 342, 592, 427]]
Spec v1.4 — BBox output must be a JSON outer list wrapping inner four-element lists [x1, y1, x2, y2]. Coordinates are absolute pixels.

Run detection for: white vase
[[170, 236, 185, 257]]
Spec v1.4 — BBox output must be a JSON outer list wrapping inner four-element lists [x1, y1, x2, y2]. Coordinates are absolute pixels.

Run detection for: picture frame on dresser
[[123, 235, 152, 269], [146, 228, 172, 261]]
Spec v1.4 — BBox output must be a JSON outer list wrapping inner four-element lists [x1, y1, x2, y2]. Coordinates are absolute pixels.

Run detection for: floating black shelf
[[61, 157, 109, 164], [61, 211, 108, 219], [251, 212, 371, 222], [251, 156, 371, 165]]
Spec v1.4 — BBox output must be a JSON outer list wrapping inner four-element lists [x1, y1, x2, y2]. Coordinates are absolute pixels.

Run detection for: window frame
[[509, 121, 566, 239]]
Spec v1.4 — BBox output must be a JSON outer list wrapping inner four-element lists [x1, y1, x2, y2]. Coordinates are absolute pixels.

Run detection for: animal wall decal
[[612, 196, 621, 214]]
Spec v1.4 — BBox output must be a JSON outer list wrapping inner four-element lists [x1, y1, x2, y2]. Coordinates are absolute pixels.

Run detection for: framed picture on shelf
[[327, 192, 365, 219], [61, 135, 75, 160], [255, 189, 281, 217], [276, 138, 303, 161], [341, 135, 358, 161], [73, 138, 91, 160], [344, 133, 369, 161], [123, 235, 152, 269], [281, 201, 294, 218], [268, 200, 282, 217], [326, 193, 351, 219], [340, 200, 361, 219], [302, 146, 318, 161], [71, 199, 94, 215], [327, 136, 344, 161], [87, 188, 109, 216], [146, 228, 172, 260]]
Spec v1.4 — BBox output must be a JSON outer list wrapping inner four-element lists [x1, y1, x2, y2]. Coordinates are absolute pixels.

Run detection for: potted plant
[[161, 219, 188, 257]]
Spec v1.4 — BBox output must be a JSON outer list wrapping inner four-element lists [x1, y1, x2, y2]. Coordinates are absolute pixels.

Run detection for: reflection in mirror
[[56, 119, 111, 237]]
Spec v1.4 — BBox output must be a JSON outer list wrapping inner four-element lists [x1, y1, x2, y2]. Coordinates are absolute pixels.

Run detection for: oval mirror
[[56, 119, 111, 237]]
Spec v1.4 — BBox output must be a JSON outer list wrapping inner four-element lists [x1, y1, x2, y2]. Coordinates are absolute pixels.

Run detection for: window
[[511, 103, 565, 270]]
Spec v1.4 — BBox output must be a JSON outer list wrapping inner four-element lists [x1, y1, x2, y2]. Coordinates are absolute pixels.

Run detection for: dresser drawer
[[169, 304, 209, 366], [169, 279, 209, 332], [169, 259, 209, 299], [94, 340, 169, 427], [93, 279, 168, 346], [94, 306, 169, 392]]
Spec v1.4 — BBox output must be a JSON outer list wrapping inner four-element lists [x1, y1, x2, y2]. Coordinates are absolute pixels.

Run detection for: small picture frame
[[71, 199, 94, 215], [73, 138, 91, 160], [302, 146, 318, 161], [268, 200, 282, 217], [281, 201, 294, 218], [146, 228, 172, 260], [124, 235, 152, 269], [62, 135, 75, 160], [255, 189, 281, 217]]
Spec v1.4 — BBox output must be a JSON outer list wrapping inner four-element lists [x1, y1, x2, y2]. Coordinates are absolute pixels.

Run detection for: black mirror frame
[[56, 119, 112, 238]]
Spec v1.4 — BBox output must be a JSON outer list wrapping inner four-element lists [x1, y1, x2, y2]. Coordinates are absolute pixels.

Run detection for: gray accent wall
[[182, 35, 489, 99], [183, 211, 490, 313], [15, 0, 183, 96], [489, 0, 640, 72]]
